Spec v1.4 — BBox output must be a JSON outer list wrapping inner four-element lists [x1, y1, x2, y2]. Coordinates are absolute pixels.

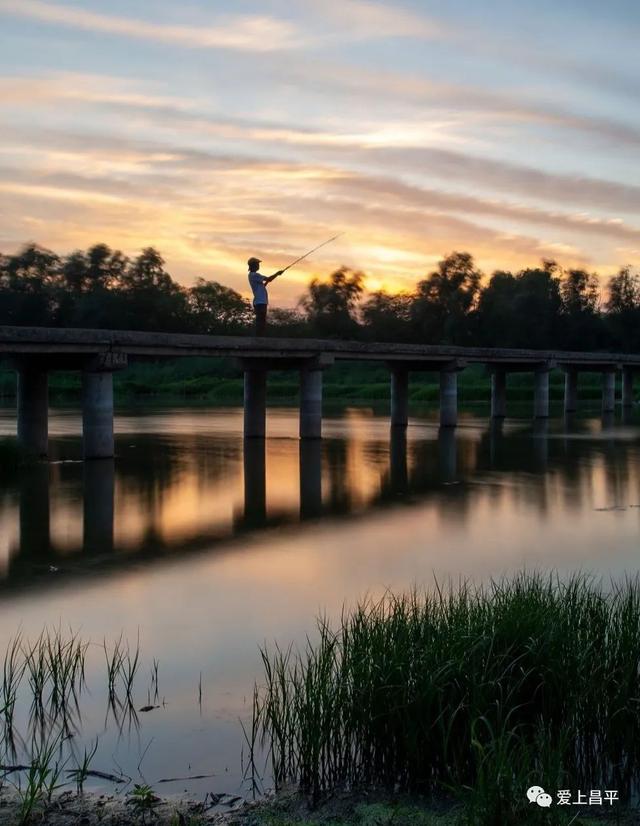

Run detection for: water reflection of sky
[[0, 405, 639, 797]]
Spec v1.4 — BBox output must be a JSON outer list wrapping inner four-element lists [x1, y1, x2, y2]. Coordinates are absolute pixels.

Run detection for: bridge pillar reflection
[[17, 364, 49, 457], [438, 427, 457, 481], [601, 370, 616, 413], [19, 462, 50, 558], [83, 459, 115, 554], [532, 419, 549, 469], [299, 440, 322, 518], [389, 427, 408, 493], [243, 438, 266, 526], [489, 418, 504, 466]]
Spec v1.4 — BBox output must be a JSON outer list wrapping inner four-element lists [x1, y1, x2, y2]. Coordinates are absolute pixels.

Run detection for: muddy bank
[[0, 786, 461, 826], [0, 787, 629, 826]]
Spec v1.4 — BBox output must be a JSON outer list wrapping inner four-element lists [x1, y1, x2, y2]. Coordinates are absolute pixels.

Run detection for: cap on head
[[247, 256, 261, 267]]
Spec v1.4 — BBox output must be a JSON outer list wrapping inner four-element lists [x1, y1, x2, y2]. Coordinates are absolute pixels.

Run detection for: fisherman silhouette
[[247, 257, 282, 336]]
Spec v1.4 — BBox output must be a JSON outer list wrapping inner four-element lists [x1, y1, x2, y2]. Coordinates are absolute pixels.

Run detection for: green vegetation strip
[[253, 574, 640, 824], [0, 360, 615, 405]]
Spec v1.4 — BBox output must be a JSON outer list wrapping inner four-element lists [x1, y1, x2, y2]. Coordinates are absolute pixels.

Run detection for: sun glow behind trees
[[2, 243, 639, 352]]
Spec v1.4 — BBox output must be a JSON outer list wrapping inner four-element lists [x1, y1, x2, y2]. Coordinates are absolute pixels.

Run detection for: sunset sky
[[1, 0, 639, 304]]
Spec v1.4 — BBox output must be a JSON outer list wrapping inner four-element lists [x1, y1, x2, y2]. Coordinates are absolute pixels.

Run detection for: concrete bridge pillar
[[82, 370, 115, 459], [622, 368, 635, 409], [17, 365, 49, 457], [390, 367, 409, 428], [602, 370, 616, 413], [82, 353, 126, 460], [533, 368, 550, 419], [244, 367, 267, 439], [490, 370, 506, 419], [564, 369, 578, 414], [439, 369, 458, 428], [300, 367, 323, 439]]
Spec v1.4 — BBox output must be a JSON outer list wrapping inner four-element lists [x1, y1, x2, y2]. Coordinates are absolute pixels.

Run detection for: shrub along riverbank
[[252, 574, 640, 825], [0, 360, 621, 406]]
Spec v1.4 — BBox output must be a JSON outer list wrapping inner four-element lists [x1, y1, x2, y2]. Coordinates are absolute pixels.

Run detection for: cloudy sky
[[0, 0, 639, 303]]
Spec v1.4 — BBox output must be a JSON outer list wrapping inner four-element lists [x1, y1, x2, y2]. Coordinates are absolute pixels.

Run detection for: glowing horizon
[[1, 0, 639, 307]]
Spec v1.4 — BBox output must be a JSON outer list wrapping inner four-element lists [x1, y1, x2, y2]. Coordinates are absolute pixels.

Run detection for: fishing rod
[[276, 233, 343, 276]]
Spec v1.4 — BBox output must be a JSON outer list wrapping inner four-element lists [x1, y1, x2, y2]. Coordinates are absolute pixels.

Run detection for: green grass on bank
[[249, 801, 457, 826], [0, 359, 623, 405], [249, 800, 608, 826], [252, 574, 640, 825]]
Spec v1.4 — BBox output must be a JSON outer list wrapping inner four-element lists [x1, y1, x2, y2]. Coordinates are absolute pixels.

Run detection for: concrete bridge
[[1, 325, 638, 458]]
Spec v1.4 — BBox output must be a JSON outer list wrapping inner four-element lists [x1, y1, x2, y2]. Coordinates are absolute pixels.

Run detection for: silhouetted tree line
[[1, 244, 639, 351]]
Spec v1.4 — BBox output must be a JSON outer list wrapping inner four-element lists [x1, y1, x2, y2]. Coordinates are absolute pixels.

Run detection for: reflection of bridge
[[3, 432, 411, 590], [1, 326, 639, 458], [2, 417, 633, 594]]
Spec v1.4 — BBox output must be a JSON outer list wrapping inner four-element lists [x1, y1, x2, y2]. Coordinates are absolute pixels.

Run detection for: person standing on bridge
[[248, 257, 282, 336]]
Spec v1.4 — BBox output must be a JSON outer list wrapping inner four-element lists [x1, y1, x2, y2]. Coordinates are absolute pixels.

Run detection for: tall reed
[[253, 573, 640, 819]]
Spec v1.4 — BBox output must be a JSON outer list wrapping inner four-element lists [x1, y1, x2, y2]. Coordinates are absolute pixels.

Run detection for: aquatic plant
[[0, 628, 89, 746], [68, 737, 99, 795], [11, 729, 68, 825], [253, 573, 640, 821], [104, 634, 140, 703], [2, 634, 25, 732]]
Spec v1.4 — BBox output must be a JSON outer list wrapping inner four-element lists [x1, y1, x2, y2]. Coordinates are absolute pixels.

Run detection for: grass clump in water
[[253, 573, 640, 823]]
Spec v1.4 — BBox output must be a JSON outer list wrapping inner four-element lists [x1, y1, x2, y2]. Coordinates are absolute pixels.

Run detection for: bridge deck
[[0, 325, 638, 367]]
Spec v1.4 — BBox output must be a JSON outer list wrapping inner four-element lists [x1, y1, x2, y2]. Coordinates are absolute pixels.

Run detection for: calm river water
[[0, 404, 639, 800]]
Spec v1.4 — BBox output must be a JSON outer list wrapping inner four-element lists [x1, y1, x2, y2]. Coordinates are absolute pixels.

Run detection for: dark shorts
[[254, 304, 267, 336]]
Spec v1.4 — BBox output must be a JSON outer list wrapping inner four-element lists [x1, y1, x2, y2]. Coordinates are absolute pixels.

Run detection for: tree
[[607, 266, 640, 314], [361, 290, 412, 341], [122, 248, 170, 290], [62, 250, 88, 292], [476, 271, 518, 346], [86, 244, 127, 290], [0, 243, 61, 325], [268, 307, 308, 337], [606, 266, 640, 350], [509, 262, 563, 349], [301, 267, 364, 338], [4, 243, 60, 287], [561, 269, 600, 316], [410, 252, 481, 344], [4, 241, 640, 353], [188, 279, 251, 333], [559, 268, 605, 349], [117, 248, 189, 331]]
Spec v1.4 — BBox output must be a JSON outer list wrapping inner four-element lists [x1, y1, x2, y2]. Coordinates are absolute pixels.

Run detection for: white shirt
[[248, 270, 269, 306]]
